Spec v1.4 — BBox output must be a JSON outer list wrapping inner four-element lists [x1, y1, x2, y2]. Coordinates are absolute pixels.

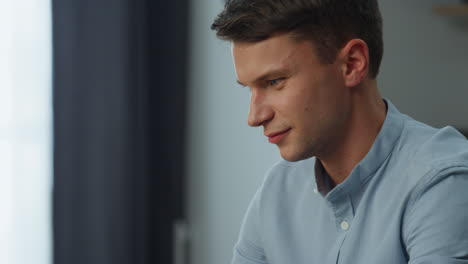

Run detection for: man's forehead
[[231, 37, 301, 84]]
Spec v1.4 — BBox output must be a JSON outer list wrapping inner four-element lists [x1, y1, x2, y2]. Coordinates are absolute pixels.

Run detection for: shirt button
[[313, 188, 319, 194], [340, 220, 349, 231]]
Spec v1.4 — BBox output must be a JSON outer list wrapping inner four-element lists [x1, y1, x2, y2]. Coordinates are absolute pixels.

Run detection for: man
[[211, 1, 468, 263]]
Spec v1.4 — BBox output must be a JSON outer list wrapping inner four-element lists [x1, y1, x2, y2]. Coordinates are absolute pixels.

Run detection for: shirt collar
[[314, 99, 405, 200]]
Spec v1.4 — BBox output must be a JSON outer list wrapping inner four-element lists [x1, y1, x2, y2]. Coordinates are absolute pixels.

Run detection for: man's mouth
[[266, 128, 291, 144]]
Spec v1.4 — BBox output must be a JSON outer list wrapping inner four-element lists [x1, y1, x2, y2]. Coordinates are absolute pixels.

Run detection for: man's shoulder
[[399, 117, 468, 169], [391, 117, 468, 198]]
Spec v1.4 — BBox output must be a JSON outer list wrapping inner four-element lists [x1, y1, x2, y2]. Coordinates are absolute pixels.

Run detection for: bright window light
[[0, 1, 52, 264]]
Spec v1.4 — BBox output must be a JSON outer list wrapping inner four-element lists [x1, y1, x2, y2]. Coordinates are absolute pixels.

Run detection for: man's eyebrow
[[236, 68, 290, 87]]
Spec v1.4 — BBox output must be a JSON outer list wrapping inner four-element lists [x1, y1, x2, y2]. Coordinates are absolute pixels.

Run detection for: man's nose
[[247, 91, 273, 127]]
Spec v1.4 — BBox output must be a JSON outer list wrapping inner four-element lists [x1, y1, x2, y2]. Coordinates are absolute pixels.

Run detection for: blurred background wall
[[186, 0, 468, 264]]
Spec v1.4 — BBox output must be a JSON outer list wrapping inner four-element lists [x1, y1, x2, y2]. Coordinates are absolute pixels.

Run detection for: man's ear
[[339, 39, 370, 87]]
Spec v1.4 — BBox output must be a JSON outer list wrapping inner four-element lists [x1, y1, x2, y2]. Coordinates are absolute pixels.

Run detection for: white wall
[[186, 1, 468, 264]]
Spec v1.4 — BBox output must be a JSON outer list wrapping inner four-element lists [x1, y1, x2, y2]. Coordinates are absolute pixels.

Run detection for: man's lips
[[266, 128, 291, 144]]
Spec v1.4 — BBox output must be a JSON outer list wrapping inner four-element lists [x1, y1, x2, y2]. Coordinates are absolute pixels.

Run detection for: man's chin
[[279, 148, 311, 162]]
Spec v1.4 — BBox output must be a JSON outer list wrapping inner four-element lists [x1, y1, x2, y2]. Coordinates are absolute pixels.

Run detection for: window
[[0, 1, 52, 264]]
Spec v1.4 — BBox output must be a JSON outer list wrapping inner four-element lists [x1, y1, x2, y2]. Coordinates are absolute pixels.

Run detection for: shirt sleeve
[[403, 165, 468, 263], [231, 187, 269, 264]]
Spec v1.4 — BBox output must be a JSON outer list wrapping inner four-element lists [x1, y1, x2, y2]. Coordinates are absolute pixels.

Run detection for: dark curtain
[[52, 1, 189, 264]]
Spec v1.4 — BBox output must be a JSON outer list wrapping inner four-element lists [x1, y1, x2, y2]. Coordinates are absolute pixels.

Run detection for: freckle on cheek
[[305, 107, 309, 112]]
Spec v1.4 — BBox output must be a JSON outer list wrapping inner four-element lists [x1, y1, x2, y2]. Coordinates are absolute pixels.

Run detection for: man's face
[[232, 33, 351, 161]]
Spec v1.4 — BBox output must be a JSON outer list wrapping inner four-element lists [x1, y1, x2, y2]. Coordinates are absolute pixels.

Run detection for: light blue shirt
[[232, 100, 468, 264]]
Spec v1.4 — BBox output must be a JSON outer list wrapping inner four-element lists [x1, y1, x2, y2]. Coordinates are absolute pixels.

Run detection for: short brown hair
[[211, 0, 384, 79]]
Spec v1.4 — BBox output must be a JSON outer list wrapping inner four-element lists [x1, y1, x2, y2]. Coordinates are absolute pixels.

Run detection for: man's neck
[[319, 83, 387, 185]]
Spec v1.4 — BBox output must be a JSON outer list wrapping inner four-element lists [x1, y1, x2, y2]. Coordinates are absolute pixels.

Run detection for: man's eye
[[268, 78, 285, 87]]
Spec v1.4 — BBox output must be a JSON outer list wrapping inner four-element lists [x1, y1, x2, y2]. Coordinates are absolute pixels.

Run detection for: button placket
[[332, 194, 354, 233]]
